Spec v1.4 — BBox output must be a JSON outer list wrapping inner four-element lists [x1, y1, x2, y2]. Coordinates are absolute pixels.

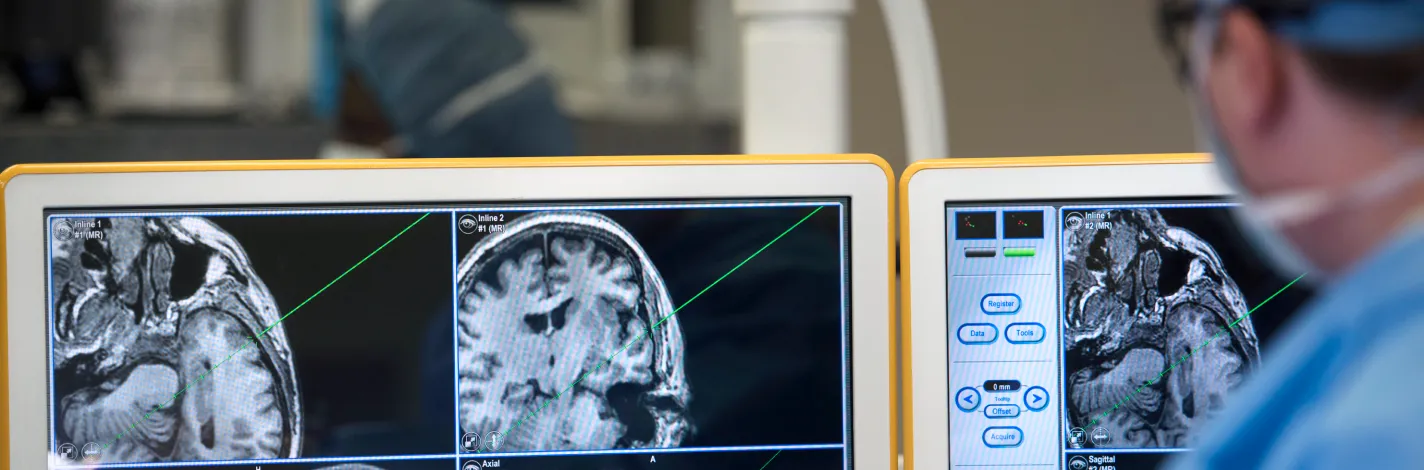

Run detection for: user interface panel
[[44, 199, 852, 470], [944, 201, 1311, 470]]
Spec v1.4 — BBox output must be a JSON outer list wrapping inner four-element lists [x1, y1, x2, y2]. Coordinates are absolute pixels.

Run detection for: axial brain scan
[[49, 217, 302, 462], [455, 211, 693, 452], [1062, 209, 1260, 448]]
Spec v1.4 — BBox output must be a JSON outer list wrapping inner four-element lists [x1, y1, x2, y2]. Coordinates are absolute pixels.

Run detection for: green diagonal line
[[757, 450, 784, 470], [477, 206, 827, 452], [104, 212, 431, 449], [1087, 272, 1307, 427]]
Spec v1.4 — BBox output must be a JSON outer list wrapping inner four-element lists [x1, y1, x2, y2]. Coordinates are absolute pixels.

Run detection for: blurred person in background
[[315, 0, 577, 159], [1158, 0, 1424, 468], [0, 0, 95, 117]]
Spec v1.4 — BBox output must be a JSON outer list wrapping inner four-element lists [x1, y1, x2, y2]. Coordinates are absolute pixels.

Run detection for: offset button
[[982, 426, 1023, 448], [1023, 386, 1049, 411], [955, 387, 981, 412], [980, 294, 1022, 314], [983, 404, 1020, 419], [1005, 322, 1046, 344], [957, 323, 998, 345]]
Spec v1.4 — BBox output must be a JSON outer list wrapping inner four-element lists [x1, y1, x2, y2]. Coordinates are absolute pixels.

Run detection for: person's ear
[[1211, 10, 1289, 139]]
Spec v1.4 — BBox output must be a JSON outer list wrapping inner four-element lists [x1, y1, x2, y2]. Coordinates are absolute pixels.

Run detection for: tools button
[[1005, 322, 1046, 344]]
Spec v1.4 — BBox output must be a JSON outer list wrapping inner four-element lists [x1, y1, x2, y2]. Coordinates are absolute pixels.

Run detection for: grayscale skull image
[[50, 217, 302, 462], [1062, 209, 1258, 448], [456, 211, 692, 451]]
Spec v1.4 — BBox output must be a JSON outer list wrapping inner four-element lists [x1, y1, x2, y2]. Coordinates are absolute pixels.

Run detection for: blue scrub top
[[1167, 219, 1424, 469]]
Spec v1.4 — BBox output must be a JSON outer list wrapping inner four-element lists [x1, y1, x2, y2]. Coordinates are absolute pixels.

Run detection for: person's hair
[[1247, 0, 1424, 116]]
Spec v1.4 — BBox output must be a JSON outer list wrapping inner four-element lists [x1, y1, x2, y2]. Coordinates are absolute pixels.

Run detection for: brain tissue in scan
[[1062, 209, 1259, 449], [456, 211, 692, 452], [50, 217, 301, 462]]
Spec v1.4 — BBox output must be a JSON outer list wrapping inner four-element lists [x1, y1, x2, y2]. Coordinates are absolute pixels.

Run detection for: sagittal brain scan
[[50, 217, 302, 462], [455, 211, 692, 451], [945, 201, 1311, 470], [45, 201, 851, 470], [1061, 209, 1258, 448]]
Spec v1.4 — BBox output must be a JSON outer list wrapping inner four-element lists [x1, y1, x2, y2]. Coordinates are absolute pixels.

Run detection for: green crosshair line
[[757, 450, 784, 470], [1085, 272, 1308, 428], [104, 212, 432, 449], [471, 206, 826, 453]]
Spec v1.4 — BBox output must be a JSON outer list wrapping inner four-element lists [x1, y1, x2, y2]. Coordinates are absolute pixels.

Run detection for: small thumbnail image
[[955, 211, 997, 239], [1003, 210, 1044, 239]]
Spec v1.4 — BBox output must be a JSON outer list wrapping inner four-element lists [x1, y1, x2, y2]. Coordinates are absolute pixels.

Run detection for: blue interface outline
[[945, 199, 1240, 467], [44, 199, 854, 468]]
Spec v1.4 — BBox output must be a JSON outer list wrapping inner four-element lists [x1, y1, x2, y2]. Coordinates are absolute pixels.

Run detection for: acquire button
[[980, 294, 1022, 314], [957, 323, 998, 345], [982, 426, 1023, 448], [983, 404, 1020, 419], [1005, 322, 1046, 344]]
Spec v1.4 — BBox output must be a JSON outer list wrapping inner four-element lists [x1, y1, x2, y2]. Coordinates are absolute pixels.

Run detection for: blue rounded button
[[983, 404, 1020, 419], [1005, 322, 1046, 344], [955, 387, 981, 412], [957, 323, 998, 345], [980, 293, 1022, 314], [1023, 386, 1049, 411], [982, 426, 1023, 448]]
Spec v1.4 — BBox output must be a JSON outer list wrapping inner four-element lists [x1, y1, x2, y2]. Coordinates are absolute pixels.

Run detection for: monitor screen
[[44, 199, 852, 470], [944, 200, 1313, 470]]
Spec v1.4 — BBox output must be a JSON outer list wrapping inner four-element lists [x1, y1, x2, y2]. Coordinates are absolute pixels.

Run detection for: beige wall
[[849, 0, 1200, 171]]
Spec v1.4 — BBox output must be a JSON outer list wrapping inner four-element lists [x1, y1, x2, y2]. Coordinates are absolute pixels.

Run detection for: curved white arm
[[736, 0, 948, 162]]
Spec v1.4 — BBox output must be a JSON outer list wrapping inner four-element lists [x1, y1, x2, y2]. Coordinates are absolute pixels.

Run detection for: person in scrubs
[[1158, 0, 1424, 468], [315, 0, 577, 159]]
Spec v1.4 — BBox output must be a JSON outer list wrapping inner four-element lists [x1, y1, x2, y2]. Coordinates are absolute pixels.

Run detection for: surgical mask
[[1188, 7, 1424, 282]]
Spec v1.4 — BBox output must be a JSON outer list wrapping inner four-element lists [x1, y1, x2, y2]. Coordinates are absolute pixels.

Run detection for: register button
[[982, 426, 1023, 448]]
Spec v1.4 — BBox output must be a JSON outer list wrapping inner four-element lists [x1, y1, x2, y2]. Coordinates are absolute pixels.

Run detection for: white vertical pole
[[735, 0, 853, 154]]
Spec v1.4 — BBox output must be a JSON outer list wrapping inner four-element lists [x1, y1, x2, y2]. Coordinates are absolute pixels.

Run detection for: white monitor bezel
[[899, 156, 1232, 470], [3, 157, 896, 469]]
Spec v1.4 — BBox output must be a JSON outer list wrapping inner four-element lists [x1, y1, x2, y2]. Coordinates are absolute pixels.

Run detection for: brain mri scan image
[[50, 217, 302, 462], [455, 211, 693, 452], [1062, 209, 1260, 449]]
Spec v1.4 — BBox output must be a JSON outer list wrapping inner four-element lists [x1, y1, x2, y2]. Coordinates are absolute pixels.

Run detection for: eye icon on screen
[[458, 214, 480, 234], [1065, 212, 1084, 231]]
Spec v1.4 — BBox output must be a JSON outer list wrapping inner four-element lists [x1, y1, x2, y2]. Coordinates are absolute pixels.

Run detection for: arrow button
[[955, 387, 981, 412], [1023, 386, 1049, 412]]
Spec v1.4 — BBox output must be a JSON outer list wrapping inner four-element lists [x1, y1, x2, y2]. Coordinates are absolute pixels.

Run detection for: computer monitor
[[1, 155, 896, 470], [899, 155, 1313, 470]]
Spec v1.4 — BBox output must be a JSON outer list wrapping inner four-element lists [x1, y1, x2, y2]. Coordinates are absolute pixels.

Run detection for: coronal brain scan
[[455, 211, 692, 452], [50, 217, 302, 463]]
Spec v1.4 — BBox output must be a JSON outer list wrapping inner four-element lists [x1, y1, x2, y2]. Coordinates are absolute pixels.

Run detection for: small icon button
[[1023, 386, 1049, 411], [980, 294, 1022, 314], [1068, 455, 1089, 470], [1005, 322, 1046, 344], [81, 442, 101, 462], [463, 461, 481, 470], [983, 404, 1020, 419], [462, 432, 480, 451], [484, 431, 504, 452], [982, 426, 1023, 448], [57, 443, 77, 461], [1091, 427, 1111, 447], [1003, 210, 1044, 239], [458, 215, 480, 235], [983, 380, 1021, 392], [955, 387, 981, 412], [957, 323, 998, 345], [1067, 427, 1086, 448]]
